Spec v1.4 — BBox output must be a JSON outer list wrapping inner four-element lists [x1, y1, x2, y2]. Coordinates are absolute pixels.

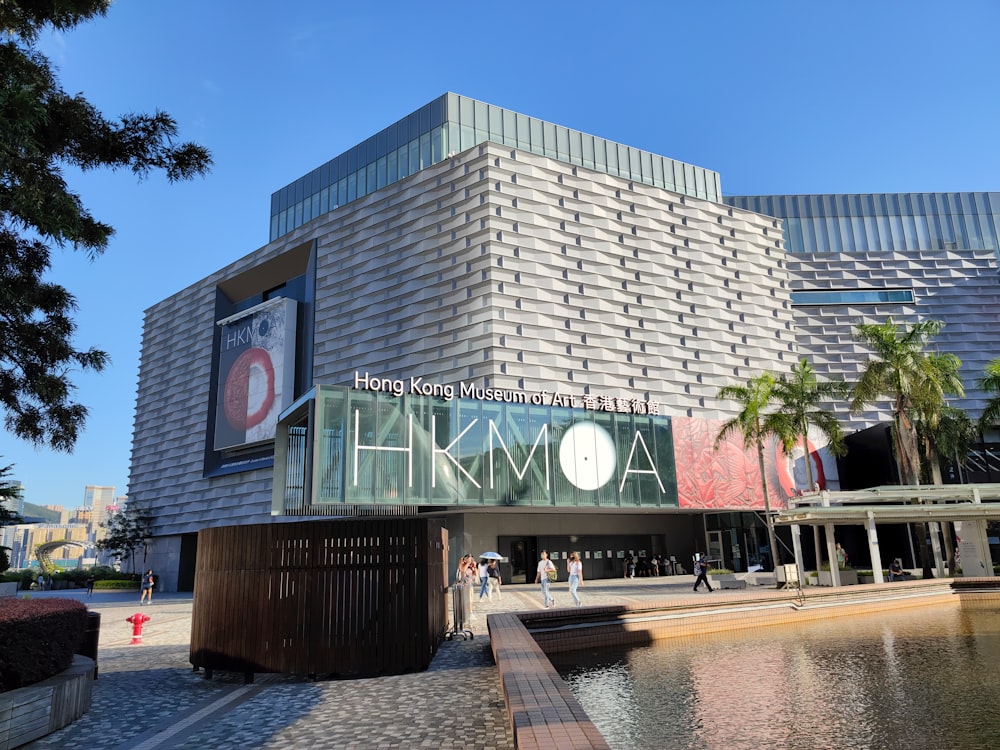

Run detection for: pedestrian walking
[[567, 551, 584, 606], [836, 543, 848, 568], [535, 550, 557, 607], [478, 558, 491, 600], [140, 569, 155, 604], [86, 575, 95, 596], [486, 560, 502, 600], [693, 554, 714, 592]]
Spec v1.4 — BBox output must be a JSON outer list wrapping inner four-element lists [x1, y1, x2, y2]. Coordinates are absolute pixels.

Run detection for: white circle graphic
[[559, 422, 617, 491]]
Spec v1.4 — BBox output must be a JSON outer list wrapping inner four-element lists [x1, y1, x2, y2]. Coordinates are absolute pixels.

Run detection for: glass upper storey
[[270, 93, 722, 241], [725, 193, 1000, 256]]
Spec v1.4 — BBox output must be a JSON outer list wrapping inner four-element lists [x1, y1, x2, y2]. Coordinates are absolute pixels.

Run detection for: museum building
[[128, 94, 1000, 591]]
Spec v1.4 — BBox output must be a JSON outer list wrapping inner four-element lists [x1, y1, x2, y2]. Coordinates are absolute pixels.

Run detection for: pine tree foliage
[[0, 462, 25, 573], [0, 0, 212, 450]]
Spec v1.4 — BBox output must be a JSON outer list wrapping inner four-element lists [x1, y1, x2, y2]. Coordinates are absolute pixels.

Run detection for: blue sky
[[4, 0, 999, 508]]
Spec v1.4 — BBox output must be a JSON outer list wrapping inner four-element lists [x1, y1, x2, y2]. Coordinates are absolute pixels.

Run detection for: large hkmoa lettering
[[349, 409, 665, 497]]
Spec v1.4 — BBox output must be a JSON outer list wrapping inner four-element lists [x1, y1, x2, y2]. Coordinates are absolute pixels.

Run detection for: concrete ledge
[[0, 583, 17, 598], [0, 655, 94, 750], [488, 613, 611, 750]]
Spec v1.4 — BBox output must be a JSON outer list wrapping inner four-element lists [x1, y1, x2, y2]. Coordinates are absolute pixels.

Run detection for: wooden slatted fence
[[190, 517, 447, 679]]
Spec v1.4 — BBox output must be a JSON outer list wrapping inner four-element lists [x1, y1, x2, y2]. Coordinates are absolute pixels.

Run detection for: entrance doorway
[[707, 530, 724, 568], [502, 537, 531, 584]]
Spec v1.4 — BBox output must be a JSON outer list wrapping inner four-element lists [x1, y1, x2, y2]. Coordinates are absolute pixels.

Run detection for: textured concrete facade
[[130, 142, 792, 584], [130, 97, 1000, 594], [787, 247, 1000, 429], [308, 142, 793, 414]]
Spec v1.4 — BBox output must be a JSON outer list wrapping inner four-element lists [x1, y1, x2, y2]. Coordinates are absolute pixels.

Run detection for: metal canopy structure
[[773, 484, 1000, 587], [777, 504, 1000, 526], [776, 483, 1000, 526]]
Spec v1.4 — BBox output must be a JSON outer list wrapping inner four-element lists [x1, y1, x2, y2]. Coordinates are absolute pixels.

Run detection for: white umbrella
[[480, 551, 504, 560]]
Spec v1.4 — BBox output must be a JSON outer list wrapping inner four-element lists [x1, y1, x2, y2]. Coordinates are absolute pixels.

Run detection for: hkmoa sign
[[301, 380, 679, 508]]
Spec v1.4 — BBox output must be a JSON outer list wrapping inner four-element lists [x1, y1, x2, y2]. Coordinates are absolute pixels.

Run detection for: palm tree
[[715, 373, 793, 571], [923, 405, 977, 575], [912, 353, 966, 485], [769, 359, 849, 582], [977, 357, 1000, 436], [771, 358, 849, 491], [931, 406, 977, 484], [851, 318, 960, 577]]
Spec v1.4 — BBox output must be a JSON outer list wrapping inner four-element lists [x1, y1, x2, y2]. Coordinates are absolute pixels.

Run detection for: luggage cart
[[445, 583, 474, 640]]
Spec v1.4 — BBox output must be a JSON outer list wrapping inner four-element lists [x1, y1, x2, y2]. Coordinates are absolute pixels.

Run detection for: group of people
[[455, 554, 502, 603], [623, 553, 675, 578], [535, 550, 584, 607]]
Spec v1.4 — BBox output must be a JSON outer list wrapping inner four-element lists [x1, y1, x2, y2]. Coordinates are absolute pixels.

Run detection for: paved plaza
[[20, 575, 744, 750]]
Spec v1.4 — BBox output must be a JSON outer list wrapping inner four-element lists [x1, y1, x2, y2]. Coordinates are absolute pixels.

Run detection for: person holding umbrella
[[478, 552, 504, 601], [486, 560, 502, 600]]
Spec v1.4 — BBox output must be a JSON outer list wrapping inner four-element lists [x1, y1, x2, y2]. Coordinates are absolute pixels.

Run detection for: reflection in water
[[551, 602, 1000, 750]]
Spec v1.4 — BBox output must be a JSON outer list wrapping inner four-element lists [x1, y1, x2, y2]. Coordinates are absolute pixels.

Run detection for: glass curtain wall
[[725, 193, 1000, 258], [270, 93, 722, 240]]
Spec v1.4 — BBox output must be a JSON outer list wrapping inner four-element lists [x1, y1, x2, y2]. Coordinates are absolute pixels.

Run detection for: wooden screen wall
[[190, 517, 447, 678]]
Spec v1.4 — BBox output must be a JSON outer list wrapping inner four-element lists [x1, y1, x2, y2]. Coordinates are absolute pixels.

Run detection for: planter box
[[709, 574, 747, 590], [858, 574, 875, 584], [0, 655, 94, 750], [0, 582, 17, 598], [817, 569, 858, 586]]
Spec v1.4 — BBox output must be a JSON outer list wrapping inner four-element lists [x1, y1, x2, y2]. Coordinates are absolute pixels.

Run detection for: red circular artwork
[[223, 347, 276, 431], [775, 439, 826, 496]]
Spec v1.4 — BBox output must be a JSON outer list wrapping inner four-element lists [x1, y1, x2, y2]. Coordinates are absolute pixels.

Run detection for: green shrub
[[708, 568, 734, 575], [94, 579, 139, 590]]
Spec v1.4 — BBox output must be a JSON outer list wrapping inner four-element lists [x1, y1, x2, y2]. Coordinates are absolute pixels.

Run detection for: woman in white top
[[567, 551, 583, 606], [534, 550, 556, 607]]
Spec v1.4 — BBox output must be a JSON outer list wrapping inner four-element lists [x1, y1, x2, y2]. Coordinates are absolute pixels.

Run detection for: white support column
[[824, 525, 841, 586], [866, 511, 884, 584], [965, 489, 994, 577], [975, 520, 996, 577], [929, 522, 946, 578], [955, 520, 994, 577], [792, 524, 805, 590], [820, 491, 840, 587]]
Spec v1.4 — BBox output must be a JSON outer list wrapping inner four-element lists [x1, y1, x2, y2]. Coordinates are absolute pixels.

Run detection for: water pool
[[551, 600, 1000, 750]]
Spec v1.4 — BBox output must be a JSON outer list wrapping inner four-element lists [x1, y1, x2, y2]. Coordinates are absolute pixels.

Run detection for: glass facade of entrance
[[274, 385, 678, 512]]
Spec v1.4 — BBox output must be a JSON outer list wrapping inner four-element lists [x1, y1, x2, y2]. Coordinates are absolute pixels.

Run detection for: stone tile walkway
[[20, 575, 738, 749]]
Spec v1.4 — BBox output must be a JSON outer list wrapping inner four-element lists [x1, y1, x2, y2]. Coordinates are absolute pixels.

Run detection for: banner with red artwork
[[672, 417, 840, 510], [214, 298, 297, 450]]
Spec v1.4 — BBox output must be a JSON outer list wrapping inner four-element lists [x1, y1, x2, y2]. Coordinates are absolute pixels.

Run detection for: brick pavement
[[18, 575, 727, 750]]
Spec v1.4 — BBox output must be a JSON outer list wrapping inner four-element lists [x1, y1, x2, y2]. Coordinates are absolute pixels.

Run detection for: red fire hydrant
[[126, 612, 151, 644]]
